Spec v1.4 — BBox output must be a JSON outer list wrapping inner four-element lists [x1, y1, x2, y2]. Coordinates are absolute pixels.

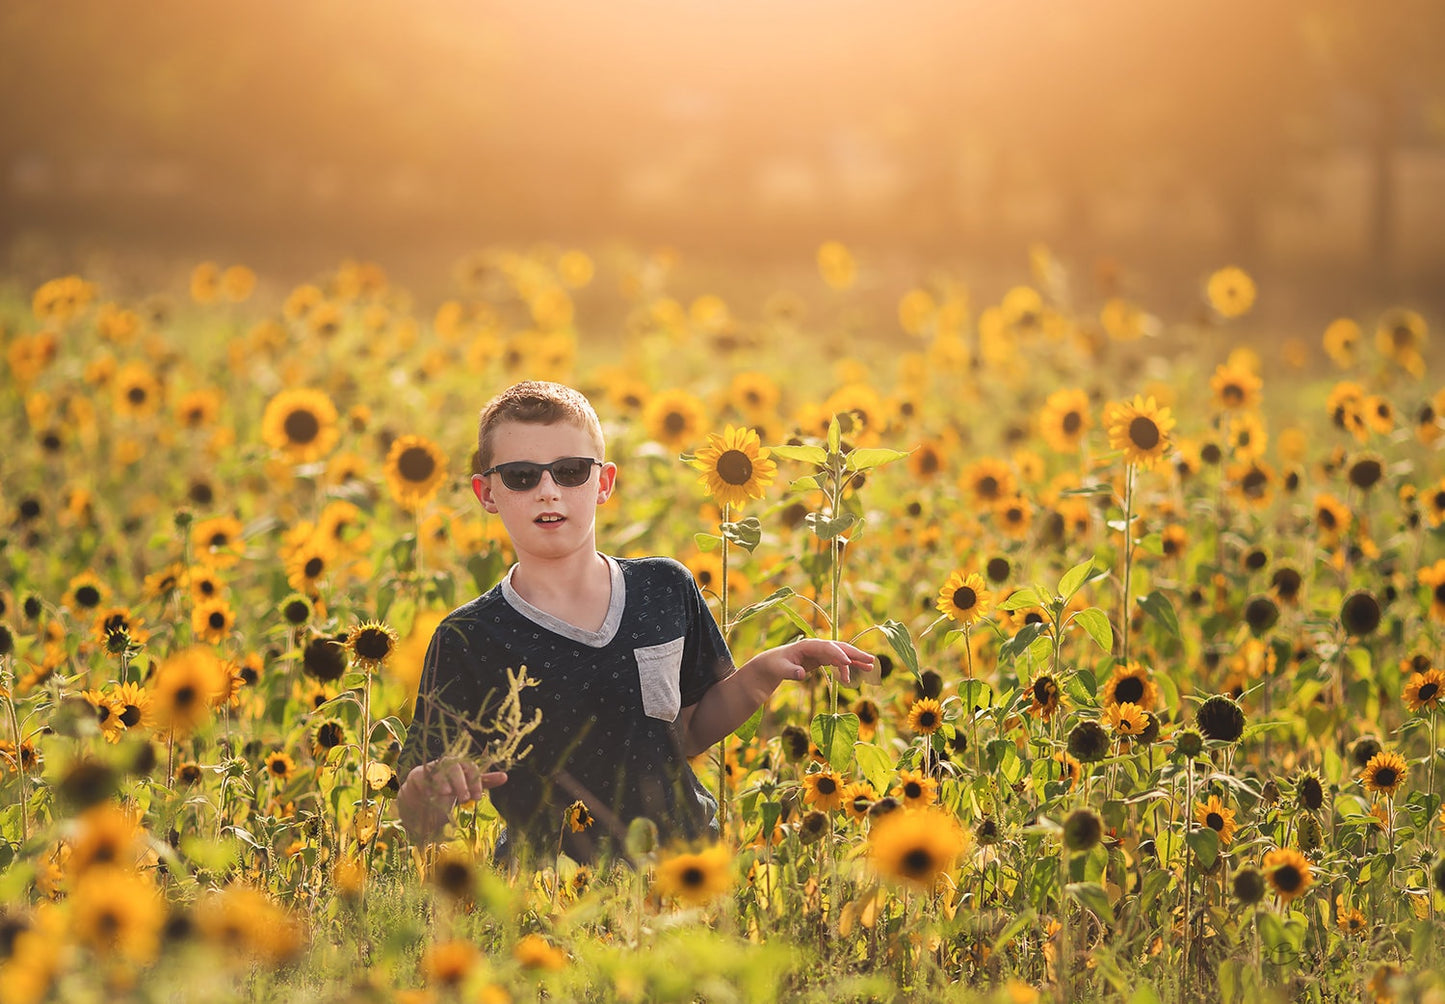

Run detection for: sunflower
[[423, 939, 479, 987], [868, 808, 968, 889], [1105, 702, 1147, 737], [345, 620, 397, 671], [893, 768, 938, 809], [69, 865, 164, 963], [644, 389, 708, 450], [1206, 266, 1256, 319], [842, 782, 875, 822], [151, 648, 226, 736], [907, 697, 945, 736], [113, 361, 164, 419], [65, 571, 109, 612], [191, 515, 245, 568], [80, 689, 126, 743], [1375, 307, 1427, 372], [1362, 750, 1408, 798], [1403, 668, 1445, 713], [311, 718, 348, 760], [187, 564, 226, 603], [111, 682, 152, 731], [1227, 460, 1275, 509], [689, 425, 777, 509], [993, 496, 1033, 541], [960, 458, 1016, 504], [1210, 363, 1262, 411], [69, 802, 144, 874], [852, 696, 880, 740], [1413, 559, 1445, 624], [174, 387, 222, 429], [801, 768, 846, 812], [301, 634, 347, 683], [142, 562, 185, 601], [1038, 388, 1092, 453], [1194, 795, 1238, 846], [1322, 318, 1360, 368], [1104, 395, 1175, 469], [285, 538, 335, 596], [1263, 847, 1313, 904], [261, 387, 340, 464], [1423, 476, 1445, 528], [384, 435, 449, 511], [317, 500, 372, 553], [907, 439, 947, 481], [1340, 590, 1382, 636], [936, 571, 991, 625], [1161, 524, 1188, 559], [1337, 907, 1367, 937], [1313, 493, 1352, 542], [654, 844, 731, 905], [264, 751, 296, 783], [1027, 672, 1063, 721], [513, 932, 569, 970], [564, 799, 594, 833], [1101, 662, 1158, 710], [1227, 412, 1267, 462], [93, 606, 149, 650], [190, 598, 235, 645]]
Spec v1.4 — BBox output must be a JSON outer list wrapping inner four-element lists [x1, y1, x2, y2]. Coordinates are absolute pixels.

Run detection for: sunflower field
[[0, 247, 1443, 1004]]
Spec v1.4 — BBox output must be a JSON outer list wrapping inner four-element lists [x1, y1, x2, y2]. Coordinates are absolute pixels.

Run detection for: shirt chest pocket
[[634, 637, 685, 721]]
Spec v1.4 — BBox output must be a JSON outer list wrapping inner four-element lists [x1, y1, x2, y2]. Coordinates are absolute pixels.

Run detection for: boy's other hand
[[768, 638, 875, 686], [398, 757, 507, 842]]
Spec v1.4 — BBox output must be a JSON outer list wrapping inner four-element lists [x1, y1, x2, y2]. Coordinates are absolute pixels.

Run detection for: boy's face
[[472, 420, 616, 564]]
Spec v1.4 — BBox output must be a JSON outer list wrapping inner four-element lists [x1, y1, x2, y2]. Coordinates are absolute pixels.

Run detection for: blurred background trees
[[1, 0, 1442, 307]]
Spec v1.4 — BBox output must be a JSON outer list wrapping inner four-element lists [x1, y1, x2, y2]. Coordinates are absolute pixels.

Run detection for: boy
[[397, 381, 872, 860]]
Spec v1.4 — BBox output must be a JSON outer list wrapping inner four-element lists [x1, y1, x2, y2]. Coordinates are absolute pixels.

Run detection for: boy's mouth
[[535, 514, 565, 525]]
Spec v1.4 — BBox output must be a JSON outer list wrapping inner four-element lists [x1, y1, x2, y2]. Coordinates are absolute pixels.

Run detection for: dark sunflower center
[[1115, 677, 1144, 704], [902, 848, 934, 878], [857, 702, 877, 724], [1375, 767, 1398, 787], [1062, 411, 1081, 434], [1349, 460, 1381, 488], [174, 685, 198, 709], [1236, 430, 1251, 447], [817, 777, 837, 795], [95, 704, 112, 723], [1435, 583, 1445, 603], [304, 557, 324, 578], [284, 600, 310, 623], [208, 611, 226, 629], [76, 586, 101, 608], [1206, 812, 1224, 831], [269, 759, 287, 776], [1318, 508, 1337, 529], [1419, 682, 1438, 703], [1129, 416, 1160, 450], [1242, 469, 1267, 496], [663, 411, 687, 435], [355, 630, 392, 660], [977, 475, 999, 498], [904, 781, 923, 799], [398, 446, 436, 483], [127, 386, 147, 405], [1033, 678, 1057, 703], [120, 705, 141, 727], [318, 723, 343, 747], [1393, 324, 1412, 348], [917, 710, 938, 729], [1223, 385, 1243, 405], [952, 586, 977, 611], [917, 449, 939, 474], [716, 449, 754, 486], [1274, 865, 1302, 892], [680, 866, 705, 888], [283, 409, 321, 445]]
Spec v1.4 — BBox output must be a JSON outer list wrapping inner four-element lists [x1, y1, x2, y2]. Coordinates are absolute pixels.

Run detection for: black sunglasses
[[480, 456, 601, 491]]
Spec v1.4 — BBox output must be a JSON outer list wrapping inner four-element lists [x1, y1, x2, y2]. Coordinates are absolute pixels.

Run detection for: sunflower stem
[[1120, 463, 1135, 670], [0, 656, 27, 847], [717, 502, 731, 837]]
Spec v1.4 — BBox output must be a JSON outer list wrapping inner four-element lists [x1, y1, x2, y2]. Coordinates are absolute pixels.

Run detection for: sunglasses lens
[[552, 459, 593, 486], [500, 465, 542, 491]]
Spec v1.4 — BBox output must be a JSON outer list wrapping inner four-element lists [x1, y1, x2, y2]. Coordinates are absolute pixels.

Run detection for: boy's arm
[[678, 638, 874, 757]]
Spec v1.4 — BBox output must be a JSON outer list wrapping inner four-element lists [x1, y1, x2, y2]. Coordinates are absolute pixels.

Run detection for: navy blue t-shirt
[[399, 555, 735, 859]]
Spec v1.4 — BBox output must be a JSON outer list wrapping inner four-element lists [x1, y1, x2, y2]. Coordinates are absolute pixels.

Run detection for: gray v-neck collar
[[499, 554, 624, 648]]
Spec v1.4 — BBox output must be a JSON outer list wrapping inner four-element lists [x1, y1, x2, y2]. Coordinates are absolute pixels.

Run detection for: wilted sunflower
[[1067, 720, 1111, 763], [1026, 672, 1063, 721], [1196, 694, 1246, 743], [1101, 661, 1158, 710], [801, 768, 846, 812], [1206, 266, 1257, 319], [1362, 750, 1408, 798], [654, 844, 731, 905], [1339, 590, 1382, 636], [1104, 395, 1175, 469], [906, 697, 944, 736], [644, 388, 708, 450], [1404, 668, 1445, 713], [1062, 807, 1104, 852], [1263, 847, 1313, 904], [384, 435, 449, 511], [1210, 362, 1262, 411], [936, 571, 991, 625], [564, 799, 594, 833], [261, 388, 340, 464], [1038, 387, 1092, 453], [1194, 795, 1238, 846], [151, 648, 226, 736], [868, 808, 968, 889], [893, 768, 938, 809], [345, 620, 397, 670], [689, 425, 777, 509]]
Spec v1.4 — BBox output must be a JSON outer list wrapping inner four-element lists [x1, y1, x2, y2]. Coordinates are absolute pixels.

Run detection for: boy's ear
[[596, 462, 617, 505], [472, 474, 498, 513]]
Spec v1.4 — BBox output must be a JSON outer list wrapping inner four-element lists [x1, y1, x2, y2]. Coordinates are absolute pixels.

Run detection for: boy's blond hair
[[476, 381, 605, 471]]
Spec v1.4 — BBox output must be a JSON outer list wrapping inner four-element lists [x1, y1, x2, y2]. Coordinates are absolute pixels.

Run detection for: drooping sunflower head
[[936, 571, 992, 625], [1062, 807, 1104, 852], [1339, 590, 1382, 637], [1104, 395, 1175, 469], [688, 425, 777, 509], [384, 435, 449, 512], [1196, 694, 1246, 744], [261, 388, 340, 464]]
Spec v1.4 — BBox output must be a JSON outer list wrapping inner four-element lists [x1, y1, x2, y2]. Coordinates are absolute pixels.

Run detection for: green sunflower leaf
[[728, 588, 812, 637], [844, 448, 910, 473], [998, 588, 1044, 611], [810, 712, 860, 771], [854, 741, 893, 797], [1137, 590, 1182, 639], [1057, 558, 1102, 601], [693, 532, 722, 552], [769, 444, 827, 466], [998, 622, 1046, 664], [1065, 881, 1115, 923], [805, 510, 856, 540], [732, 705, 764, 743], [875, 619, 921, 678], [719, 517, 763, 552], [1185, 826, 1220, 869], [1072, 608, 1113, 652]]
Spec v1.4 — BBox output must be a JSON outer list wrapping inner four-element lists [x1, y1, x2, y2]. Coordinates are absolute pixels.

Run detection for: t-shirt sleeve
[[397, 617, 471, 779], [678, 564, 736, 708]]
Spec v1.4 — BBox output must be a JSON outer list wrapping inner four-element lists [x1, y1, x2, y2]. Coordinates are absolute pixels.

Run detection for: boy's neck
[[508, 550, 613, 631]]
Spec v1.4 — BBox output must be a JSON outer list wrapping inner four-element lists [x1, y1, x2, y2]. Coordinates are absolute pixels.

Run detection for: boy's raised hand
[[768, 638, 876, 686], [398, 757, 508, 842]]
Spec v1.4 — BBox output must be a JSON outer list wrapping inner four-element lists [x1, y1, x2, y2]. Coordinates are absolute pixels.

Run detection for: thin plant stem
[[1121, 463, 1136, 668], [717, 502, 731, 836]]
